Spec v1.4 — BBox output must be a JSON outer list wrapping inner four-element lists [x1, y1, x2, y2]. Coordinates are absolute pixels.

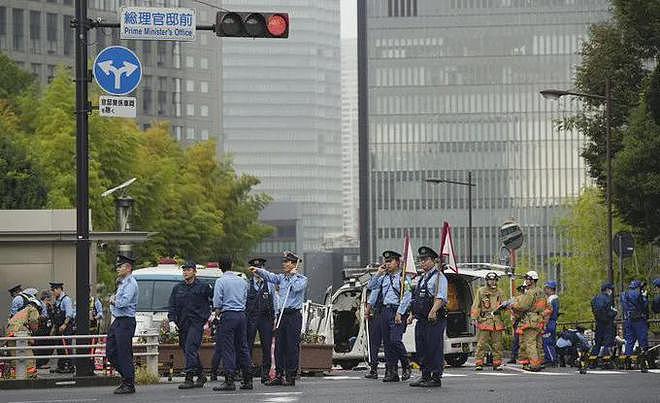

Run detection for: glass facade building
[[221, 1, 343, 252], [366, 0, 609, 275]]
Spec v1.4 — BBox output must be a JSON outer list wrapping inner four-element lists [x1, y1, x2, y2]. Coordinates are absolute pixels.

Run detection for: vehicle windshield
[[136, 278, 216, 312]]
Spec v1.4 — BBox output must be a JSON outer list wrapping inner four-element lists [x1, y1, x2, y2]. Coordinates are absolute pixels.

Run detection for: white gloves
[[169, 321, 178, 333]]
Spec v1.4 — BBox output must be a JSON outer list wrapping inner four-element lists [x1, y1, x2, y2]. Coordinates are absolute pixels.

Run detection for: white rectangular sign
[[120, 7, 196, 41], [99, 96, 137, 118]]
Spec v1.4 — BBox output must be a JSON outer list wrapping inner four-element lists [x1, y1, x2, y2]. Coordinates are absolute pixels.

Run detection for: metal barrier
[[0, 332, 159, 380]]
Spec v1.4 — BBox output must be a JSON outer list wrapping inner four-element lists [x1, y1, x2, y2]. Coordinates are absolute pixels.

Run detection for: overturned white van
[[331, 263, 512, 370]]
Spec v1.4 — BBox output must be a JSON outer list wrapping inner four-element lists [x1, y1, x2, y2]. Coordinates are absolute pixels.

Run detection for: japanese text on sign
[[120, 7, 196, 41]]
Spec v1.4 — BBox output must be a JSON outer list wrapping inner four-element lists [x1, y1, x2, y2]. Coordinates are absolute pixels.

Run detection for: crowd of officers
[[3, 248, 659, 393]]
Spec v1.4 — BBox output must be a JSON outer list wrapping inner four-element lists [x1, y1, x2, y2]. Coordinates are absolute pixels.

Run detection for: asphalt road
[[3, 365, 660, 403]]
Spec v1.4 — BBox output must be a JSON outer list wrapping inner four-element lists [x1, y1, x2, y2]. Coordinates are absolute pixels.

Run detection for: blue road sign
[[93, 46, 142, 96]]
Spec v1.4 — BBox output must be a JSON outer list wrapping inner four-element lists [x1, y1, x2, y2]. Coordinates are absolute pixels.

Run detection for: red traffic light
[[215, 12, 289, 39]]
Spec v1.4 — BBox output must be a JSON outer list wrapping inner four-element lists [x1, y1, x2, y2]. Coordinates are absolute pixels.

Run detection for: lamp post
[[425, 172, 476, 262], [540, 81, 614, 286]]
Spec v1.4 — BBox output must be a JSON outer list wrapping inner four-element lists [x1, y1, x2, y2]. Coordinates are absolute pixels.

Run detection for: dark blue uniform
[[590, 290, 616, 359], [246, 277, 276, 381], [621, 285, 649, 357], [168, 278, 212, 376]]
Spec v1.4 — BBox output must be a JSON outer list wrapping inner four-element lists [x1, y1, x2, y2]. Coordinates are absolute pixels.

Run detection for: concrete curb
[[0, 376, 122, 390]]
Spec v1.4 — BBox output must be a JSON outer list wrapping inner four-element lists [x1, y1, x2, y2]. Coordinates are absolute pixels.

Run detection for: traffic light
[[215, 12, 289, 38]]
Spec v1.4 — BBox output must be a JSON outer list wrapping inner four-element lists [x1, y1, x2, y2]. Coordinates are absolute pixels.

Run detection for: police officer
[[246, 257, 278, 384], [409, 246, 447, 388], [6, 295, 42, 378], [470, 272, 505, 371], [168, 261, 213, 389], [212, 257, 252, 392], [210, 256, 232, 380], [589, 283, 617, 369], [8, 284, 31, 318], [621, 280, 649, 370], [543, 281, 559, 367], [89, 285, 104, 335], [34, 289, 54, 369], [49, 281, 75, 373], [364, 263, 386, 379], [106, 254, 139, 394], [369, 250, 411, 383], [508, 271, 546, 372], [251, 251, 307, 387]]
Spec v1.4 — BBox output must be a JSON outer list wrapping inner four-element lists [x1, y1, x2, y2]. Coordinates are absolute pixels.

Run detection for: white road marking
[[479, 372, 518, 376], [584, 370, 625, 375], [504, 366, 571, 376], [647, 369, 660, 374], [9, 400, 97, 403], [181, 392, 302, 399], [324, 376, 362, 380], [440, 373, 468, 377]]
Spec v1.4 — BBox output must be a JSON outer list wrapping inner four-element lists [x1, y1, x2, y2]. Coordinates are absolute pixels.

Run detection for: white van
[[131, 260, 225, 335], [331, 263, 512, 369]]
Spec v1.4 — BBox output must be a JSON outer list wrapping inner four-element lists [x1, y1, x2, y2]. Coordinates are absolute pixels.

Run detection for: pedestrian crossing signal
[[215, 12, 289, 38]]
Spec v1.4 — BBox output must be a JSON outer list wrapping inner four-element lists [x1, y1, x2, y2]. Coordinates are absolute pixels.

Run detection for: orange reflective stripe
[[492, 360, 502, 366], [518, 359, 529, 365], [475, 359, 484, 366], [494, 324, 505, 331], [530, 359, 543, 367], [477, 323, 495, 331], [534, 300, 546, 309]]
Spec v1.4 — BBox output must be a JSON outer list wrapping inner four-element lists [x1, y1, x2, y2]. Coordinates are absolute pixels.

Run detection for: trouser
[[54, 324, 74, 370], [543, 321, 557, 363], [218, 311, 251, 374], [368, 313, 383, 367], [475, 329, 503, 367], [6, 338, 37, 378], [274, 309, 302, 376], [591, 320, 615, 357], [381, 306, 408, 367], [416, 318, 445, 376], [557, 346, 577, 366], [624, 319, 649, 356], [247, 313, 274, 373], [106, 317, 136, 386], [518, 328, 542, 368], [511, 329, 520, 360], [179, 320, 204, 375], [33, 325, 53, 367]]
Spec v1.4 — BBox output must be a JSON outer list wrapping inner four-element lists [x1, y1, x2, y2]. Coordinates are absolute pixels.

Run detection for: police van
[[131, 259, 226, 335], [331, 263, 512, 369]]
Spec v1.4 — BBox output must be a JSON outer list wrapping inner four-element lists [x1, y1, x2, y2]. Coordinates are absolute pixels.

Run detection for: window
[[46, 13, 57, 53], [186, 104, 194, 116], [30, 63, 40, 77], [0, 7, 7, 47], [63, 15, 73, 56], [47, 65, 55, 82], [200, 105, 208, 117], [185, 56, 194, 68], [201, 129, 209, 140], [200, 57, 208, 69], [200, 81, 208, 93], [186, 127, 195, 140], [157, 42, 167, 65], [29, 11, 40, 53], [12, 9, 24, 51], [143, 88, 152, 114], [186, 80, 194, 92], [158, 91, 167, 115], [142, 42, 152, 65]]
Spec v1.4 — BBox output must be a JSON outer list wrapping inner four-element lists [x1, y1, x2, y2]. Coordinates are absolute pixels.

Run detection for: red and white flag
[[402, 230, 417, 276], [439, 221, 459, 273]]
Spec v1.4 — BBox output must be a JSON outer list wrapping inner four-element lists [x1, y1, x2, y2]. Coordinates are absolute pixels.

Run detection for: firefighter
[[471, 272, 505, 371], [508, 271, 546, 372], [5, 296, 42, 378]]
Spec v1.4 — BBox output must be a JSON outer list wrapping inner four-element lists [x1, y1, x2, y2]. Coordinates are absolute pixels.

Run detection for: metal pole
[[468, 171, 472, 263], [74, 0, 92, 377], [357, 0, 370, 265], [605, 79, 613, 286], [618, 236, 624, 296]]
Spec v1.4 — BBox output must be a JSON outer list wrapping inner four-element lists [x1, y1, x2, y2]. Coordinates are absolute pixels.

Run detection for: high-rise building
[[220, 0, 343, 252], [364, 0, 609, 275], [341, 37, 359, 241], [0, 0, 221, 150]]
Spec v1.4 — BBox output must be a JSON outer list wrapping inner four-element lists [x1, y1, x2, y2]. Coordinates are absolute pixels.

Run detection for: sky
[[341, 0, 357, 38]]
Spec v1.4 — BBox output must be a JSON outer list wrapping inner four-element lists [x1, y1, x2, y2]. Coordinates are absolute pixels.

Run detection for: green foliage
[[0, 52, 34, 100], [565, 0, 660, 242], [1, 62, 272, 291]]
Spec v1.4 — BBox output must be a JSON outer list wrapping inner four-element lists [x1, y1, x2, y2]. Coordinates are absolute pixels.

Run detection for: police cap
[[8, 284, 22, 294], [601, 282, 614, 291], [115, 254, 135, 268], [181, 260, 196, 270], [544, 281, 557, 289], [248, 257, 267, 267], [282, 251, 301, 263], [49, 282, 64, 290], [654, 278, 660, 288], [382, 250, 402, 261], [417, 246, 438, 260]]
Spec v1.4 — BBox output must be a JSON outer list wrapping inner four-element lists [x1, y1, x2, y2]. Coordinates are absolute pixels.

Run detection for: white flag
[[440, 221, 458, 273]]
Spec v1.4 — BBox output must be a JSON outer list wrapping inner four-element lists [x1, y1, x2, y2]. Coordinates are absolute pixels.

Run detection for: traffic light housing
[[215, 12, 289, 38]]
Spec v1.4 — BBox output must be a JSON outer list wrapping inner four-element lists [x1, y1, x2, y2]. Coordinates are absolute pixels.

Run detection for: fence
[[0, 332, 159, 380]]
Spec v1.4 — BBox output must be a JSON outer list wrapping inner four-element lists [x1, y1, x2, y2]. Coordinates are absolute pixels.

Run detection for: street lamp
[[540, 80, 614, 286], [425, 172, 476, 262]]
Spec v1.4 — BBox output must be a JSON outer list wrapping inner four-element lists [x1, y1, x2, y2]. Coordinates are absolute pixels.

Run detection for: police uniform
[[6, 297, 42, 378], [510, 272, 547, 371], [168, 261, 213, 389], [34, 291, 54, 368], [470, 273, 505, 370], [50, 282, 75, 373], [212, 265, 252, 391], [371, 250, 411, 383], [256, 251, 307, 387], [89, 296, 104, 334], [621, 280, 649, 368], [106, 254, 139, 394], [543, 281, 559, 366], [364, 270, 385, 379], [246, 257, 278, 384], [409, 246, 447, 388], [8, 284, 28, 318], [589, 283, 617, 368]]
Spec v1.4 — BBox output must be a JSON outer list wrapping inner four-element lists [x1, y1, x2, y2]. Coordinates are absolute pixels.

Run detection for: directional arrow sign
[[93, 46, 142, 96]]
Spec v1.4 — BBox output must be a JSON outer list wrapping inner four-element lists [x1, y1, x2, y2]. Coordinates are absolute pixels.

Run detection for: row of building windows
[[173, 126, 211, 142], [387, 0, 418, 17]]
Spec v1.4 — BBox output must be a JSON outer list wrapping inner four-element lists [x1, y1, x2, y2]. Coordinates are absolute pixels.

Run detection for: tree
[[566, 0, 660, 242], [0, 52, 34, 100]]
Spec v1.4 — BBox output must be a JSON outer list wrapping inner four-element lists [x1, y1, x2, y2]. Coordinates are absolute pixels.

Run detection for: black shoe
[[240, 370, 254, 390], [284, 373, 296, 386], [210, 372, 218, 382], [178, 374, 195, 390], [401, 365, 411, 381], [423, 375, 442, 388], [113, 384, 135, 394], [265, 375, 284, 386], [382, 366, 400, 383], [213, 375, 236, 391], [409, 375, 429, 387], [194, 374, 207, 388], [364, 367, 378, 379], [261, 367, 271, 384]]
